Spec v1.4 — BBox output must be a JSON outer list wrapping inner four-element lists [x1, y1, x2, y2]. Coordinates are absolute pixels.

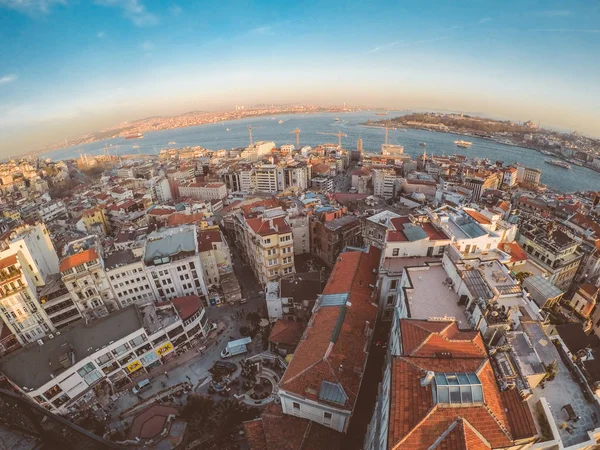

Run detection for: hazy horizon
[[1, 0, 599, 155]]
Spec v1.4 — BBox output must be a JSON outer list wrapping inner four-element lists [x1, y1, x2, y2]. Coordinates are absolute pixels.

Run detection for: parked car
[[210, 360, 237, 375], [132, 379, 151, 395]]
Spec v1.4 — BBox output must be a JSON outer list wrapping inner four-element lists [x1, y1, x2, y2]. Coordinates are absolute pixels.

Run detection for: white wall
[[279, 391, 350, 433]]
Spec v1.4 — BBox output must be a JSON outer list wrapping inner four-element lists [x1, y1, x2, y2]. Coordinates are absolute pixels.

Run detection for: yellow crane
[[290, 128, 301, 148], [316, 131, 347, 147]]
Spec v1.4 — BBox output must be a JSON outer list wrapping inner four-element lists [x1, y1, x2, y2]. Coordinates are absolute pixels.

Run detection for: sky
[[0, 0, 599, 155]]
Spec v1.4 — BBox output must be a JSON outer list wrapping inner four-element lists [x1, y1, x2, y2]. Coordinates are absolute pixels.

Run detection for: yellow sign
[[126, 360, 142, 373], [155, 342, 173, 357]]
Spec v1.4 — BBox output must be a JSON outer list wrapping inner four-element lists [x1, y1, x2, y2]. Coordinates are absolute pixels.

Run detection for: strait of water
[[45, 111, 600, 193]]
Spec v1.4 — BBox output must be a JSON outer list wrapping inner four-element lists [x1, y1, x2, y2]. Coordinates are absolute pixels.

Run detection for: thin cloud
[[398, 36, 450, 47], [369, 41, 400, 53], [94, 0, 158, 26], [97, 31, 106, 38], [479, 17, 492, 24], [250, 25, 274, 36], [169, 4, 181, 16], [0, 0, 66, 14], [531, 28, 600, 33], [0, 74, 18, 85], [140, 40, 153, 51]]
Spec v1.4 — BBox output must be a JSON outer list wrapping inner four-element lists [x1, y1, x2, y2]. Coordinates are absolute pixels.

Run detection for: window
[[77, 362, 96, 377], [386, 295, 394, 305], [263, 238, 271, 245], [392, 248, 399, 257], [390, 280, 398, 291], [293, 402, 300, 410], [324, 412, 332, 420]]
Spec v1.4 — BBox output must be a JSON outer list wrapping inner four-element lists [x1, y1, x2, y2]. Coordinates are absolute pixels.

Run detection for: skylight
[[433, 372, 484, 405]]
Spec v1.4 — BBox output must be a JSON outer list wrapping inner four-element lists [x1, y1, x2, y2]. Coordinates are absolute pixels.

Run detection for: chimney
[[421, 371, 435, 386]]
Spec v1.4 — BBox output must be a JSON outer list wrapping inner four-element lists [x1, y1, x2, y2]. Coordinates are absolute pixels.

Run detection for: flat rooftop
[[105, 249, 140, 270], [144, 227, 196, 263], [405, 264, 470, 328], [0, 307, 142, 389], [524, 322, 600, 448]]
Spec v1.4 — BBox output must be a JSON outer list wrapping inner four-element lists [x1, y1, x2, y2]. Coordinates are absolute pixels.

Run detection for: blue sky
[[1, 0, 599, 154]]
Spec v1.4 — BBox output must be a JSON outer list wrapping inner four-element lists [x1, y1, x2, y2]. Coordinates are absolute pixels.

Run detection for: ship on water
[[125, 133, 143, 140], [419, 142, 426, 146], [545, 159, 571, 169], [375, 112, 388, 116], [454, 140, 472, 148], [168, 141, 176, 145]]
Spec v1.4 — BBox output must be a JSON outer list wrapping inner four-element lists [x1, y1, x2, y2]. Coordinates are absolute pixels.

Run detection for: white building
[[150, 177, 172, 202], [372, 169, 402, 199], [0, 299, 208, 416], [178, 181, 227, 201], [39, 201, 68, 223], [143, 225, 209, 303], [105, 250, 156, 308]]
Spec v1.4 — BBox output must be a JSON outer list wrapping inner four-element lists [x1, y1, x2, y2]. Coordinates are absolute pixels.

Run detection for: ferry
[[168, 141, 176, 145], [132, 145, 140, 149], [278, 120, 283, 124], [540, 150, 553, 156], [419, 142, 426, 146], [226, 128, 230, 131], [375, 112, 388, 116], [334, 118, 340, 121], [545, 159, 571, 169], [125, 133, 143, 140], [454, 140, 472, 148]]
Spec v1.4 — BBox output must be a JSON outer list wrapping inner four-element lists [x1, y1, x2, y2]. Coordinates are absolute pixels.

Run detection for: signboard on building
[[155, 342, 174, 357], [126, 360, 143, 373]]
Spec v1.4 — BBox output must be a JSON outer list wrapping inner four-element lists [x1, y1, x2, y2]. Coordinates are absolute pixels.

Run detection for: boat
[[540, 150, 553, 156], [375, 112, 388, 116], [419, 142, 426, 146], [226, 128, 230, 131], [334, 118, 340, 121], [168, 141, 176, 145], [454, 140, 472, 148], [132, 145, 140, 149], [545, 159, 571, 169], [278, 120, 283, 124], [125, 133, 143, 139]]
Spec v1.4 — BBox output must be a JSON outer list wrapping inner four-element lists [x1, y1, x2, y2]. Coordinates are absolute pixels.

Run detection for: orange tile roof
[[387, 319, 536, 450], [171, 295, 203, 320], [59, 249, 98, 272], [0, 254, 18, 271], [167, 212, 204, 227], [197, 229, 222, 252], [268, 319, 305, 347], [280, 247, 380, 411], [241, 198, 281, 218], [499, 242, 528, 263], [464, 210, 491, 225], [246, 217, 291, 237]]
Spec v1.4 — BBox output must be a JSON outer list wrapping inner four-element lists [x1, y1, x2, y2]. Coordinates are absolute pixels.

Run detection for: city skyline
[[1, 0, 600, 154]]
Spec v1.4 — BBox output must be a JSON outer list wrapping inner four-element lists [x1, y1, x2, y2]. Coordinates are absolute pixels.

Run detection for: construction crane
[[316, 131, 347, 147], [290, 128, 301, 148], [247, 125, 265, 146]]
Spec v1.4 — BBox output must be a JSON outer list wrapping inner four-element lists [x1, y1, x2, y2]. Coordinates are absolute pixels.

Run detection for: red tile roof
[[280, 248, 380, 411], [171, 295, 203, 320], [148, 208, 175, 216], [498, 242, 528, 263], [167, 212, 204, 227], [59, 249, 98, 272], [197, 230, 222, 253], [268, 319, 305, 347], [241, 198, 281, 218], [0, 254, 18, 271], [387, 319, 536, 450], [244, 404, 342, 450], [246, 216, 291, 237], [422, 222, 450, 241]]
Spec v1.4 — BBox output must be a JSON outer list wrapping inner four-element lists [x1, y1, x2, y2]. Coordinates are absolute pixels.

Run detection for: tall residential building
[[0, 251, 55, 345], [143, 225, 209, 303], [59, 235, 119, 321], [516, 165, 542, 187], [234, 200, 295, 285], [372, 169, 402, 199]]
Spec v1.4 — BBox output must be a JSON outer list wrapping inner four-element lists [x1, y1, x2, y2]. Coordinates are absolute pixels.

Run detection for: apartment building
[[517, 215, 582, 290], [0, 251, 55, 345], [143, 225, 208, 303], [105, 249, 155, 308], [503, 166, 518, 187], [150, 177, 173, 202], [287, 210, 310, 255], [59, 235, 119, 321], [80, 207, 110, 236], [39, 275, 81, 330], [0, 298, 208, 416], [235, 205, 295, 285], [178, 181, 227, 201], [278, 247, 380, 433], [372, 168, 402, 199], [252, 164, 278, 193], [39, 201, 68, 223], [516, 165, 542, 186], [463, 172, 500, 200], [311, 214, 362, 267], [197, 229, 232, 287]]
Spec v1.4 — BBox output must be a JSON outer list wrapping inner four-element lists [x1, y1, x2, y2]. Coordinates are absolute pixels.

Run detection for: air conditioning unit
[[48, 334, 54, 339], [37, 339, 44, 346], [55, 331, 61, 335]]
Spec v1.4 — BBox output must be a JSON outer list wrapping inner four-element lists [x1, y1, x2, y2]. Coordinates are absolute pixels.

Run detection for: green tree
[[515, 272, 533, 285]]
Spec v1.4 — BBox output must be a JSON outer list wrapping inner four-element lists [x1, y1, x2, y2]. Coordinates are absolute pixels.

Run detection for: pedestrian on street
[[186, 375, 191, 381], [164, 371, 169, 378]]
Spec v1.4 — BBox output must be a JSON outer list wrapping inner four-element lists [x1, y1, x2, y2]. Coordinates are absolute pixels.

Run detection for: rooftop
[[522, 275, 563, 308], [59, 248, 99, 273], [144, 226, 197, 263], [404, 264, 469, 328], [0, 307, 141, 389], [104, 249, 140, 270], [524, 322, 600, 448], [323, 214, 360, 232]]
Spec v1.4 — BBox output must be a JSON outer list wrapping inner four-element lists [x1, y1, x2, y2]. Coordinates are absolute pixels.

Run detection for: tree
[[515, 271, 533, 285]]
